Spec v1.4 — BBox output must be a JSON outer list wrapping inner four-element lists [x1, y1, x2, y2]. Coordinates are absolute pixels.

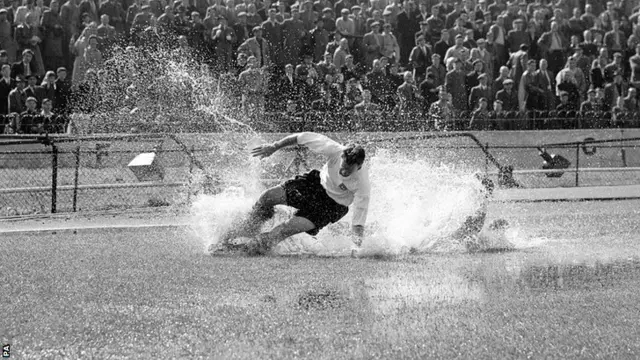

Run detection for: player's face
[[339, 156, 360, 177]]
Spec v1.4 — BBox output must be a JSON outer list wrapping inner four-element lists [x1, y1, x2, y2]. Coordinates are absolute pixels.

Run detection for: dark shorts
[[282, 169, 349, 236]]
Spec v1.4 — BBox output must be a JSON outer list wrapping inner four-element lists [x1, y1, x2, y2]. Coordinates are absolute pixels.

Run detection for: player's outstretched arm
[[251, 134, 300, 159]]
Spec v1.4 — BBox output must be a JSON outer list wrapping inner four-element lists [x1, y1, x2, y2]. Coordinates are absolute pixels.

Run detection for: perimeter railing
[[1, 131, 639, 217]]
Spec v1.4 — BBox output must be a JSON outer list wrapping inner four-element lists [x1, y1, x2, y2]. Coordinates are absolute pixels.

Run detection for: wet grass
[[2, 201, 640, 359]]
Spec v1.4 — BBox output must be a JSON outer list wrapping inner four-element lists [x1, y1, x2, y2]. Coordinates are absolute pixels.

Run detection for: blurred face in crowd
[[441, 30, 449, 41], [0, 53, 6, 64], [57, 69, 66, 80], [345, 55, 353, 65], [26, 99, 36, 110], [383, 24, 391, 33], [341, 10, 349, 20], [339, 38, 348, 50], [323, 52, 332, 63], [474, 61, 482, 72], [504, 82, 513, 92], [527, 61, 536, 72], [585, 4, 591, 14], [325, 74, 333, 84], [572, 7, 580, 18], [362, 89, 371, 102], [438, 87, 448, 101], [499, 66, 509, 78], [432, 54, 440, 65], [1, 64, 9, 78], [455, 36, 463, 46], [583, 30, 592, 42], [587, 91, 595, 101], [237, 14, 246, 24], [292, 9, 299, 20], [285, 64, 293, 76], [237, 55, 247, 67], [23, 52, 32, 63], [101, 14, 109, 25], [247, 57, 257, 68], [254, 28, 262, 39], [540, 59, 548, 70], [497, 16, 504, 26], [268, 9, 276, 20], [27, 76, 36, 87], [403, 71, 413, 84], [42, 100, 52, 113], [16, 79, 24, 89], [431, 6, 438, 16], [454, 60, 462, 70]]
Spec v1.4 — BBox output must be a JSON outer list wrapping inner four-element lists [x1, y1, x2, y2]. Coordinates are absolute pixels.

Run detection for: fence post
[[51, 144, 58, 213], [485, 142, 489, 175], [72, 146, 81, 212], [575, 143, 580, 187]]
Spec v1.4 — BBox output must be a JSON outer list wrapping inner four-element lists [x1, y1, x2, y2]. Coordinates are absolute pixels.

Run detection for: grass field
[[2, 200, 640, 359]]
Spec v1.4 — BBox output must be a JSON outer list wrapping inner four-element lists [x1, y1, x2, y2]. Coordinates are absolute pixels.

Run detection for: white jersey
[[297, 132, 371, 226]]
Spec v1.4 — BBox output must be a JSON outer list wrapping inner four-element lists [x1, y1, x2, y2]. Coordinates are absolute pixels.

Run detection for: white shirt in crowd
[[297, 132, 371, 226]]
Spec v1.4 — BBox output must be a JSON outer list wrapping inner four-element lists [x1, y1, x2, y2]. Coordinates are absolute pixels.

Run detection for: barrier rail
[[1, 132, 639, 216]]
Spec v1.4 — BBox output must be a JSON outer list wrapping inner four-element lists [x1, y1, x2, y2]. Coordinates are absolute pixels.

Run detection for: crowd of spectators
[[2, 0, 640, 134]]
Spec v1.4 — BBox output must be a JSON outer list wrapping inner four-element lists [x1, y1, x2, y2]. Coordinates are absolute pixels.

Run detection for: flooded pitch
[[1, 200, 640, 359]]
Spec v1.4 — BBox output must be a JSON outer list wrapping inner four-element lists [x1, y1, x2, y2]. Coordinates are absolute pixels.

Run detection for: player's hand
[[251, 143, 277, 159]]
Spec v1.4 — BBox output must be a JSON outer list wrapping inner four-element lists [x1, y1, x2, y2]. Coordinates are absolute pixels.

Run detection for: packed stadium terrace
[[1, 0, 640, 134]]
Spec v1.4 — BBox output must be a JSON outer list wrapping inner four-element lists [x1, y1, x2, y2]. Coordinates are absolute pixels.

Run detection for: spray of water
[[190, 144, 527, 257]]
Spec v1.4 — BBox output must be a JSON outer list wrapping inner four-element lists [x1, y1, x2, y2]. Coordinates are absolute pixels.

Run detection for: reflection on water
[[357, 257, 640, 314]]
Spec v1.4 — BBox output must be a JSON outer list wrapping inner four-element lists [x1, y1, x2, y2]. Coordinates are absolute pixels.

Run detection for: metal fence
[[72, 110, 640, 134], [1, 133, 639, 217]]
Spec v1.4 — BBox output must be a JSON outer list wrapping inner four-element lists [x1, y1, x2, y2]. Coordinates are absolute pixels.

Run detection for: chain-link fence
[[1, 133, 639, 218]]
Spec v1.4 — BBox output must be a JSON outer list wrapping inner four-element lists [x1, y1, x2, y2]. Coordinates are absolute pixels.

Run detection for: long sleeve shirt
[[296, 132, 371, 226]]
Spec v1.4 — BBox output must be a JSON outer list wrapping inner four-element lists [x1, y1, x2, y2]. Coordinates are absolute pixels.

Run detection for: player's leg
[[222, 185, 287, 242], [247, 216, 316, 255]]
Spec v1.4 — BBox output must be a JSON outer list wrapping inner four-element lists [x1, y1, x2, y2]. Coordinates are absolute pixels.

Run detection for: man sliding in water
[[212, 132, 371, 255]]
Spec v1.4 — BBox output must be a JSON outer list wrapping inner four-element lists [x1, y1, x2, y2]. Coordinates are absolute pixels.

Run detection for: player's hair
[[343, 144, 365, 166]]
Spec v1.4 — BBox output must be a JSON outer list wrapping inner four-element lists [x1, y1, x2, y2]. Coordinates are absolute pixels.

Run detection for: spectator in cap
[[0, 64, 13, 114], [425, 5, 444, 36], [537, 21, 569, 74], [604, 52, 624, 83], [245, 4, 263, 28], [580, 88, 600, 113], [433, 30, 451, 62], [96, 14, 117, 57], [469, 96, 491, 130], [12, 48, 38, 82], [429, 85, 455, 130], [396, 1, 420, 65], [281, 7, 305, 66], [316, 51, 337, 80], [469, 72, 491, 112], [125, 0, 144, 32], [419, 71, 438, 106], [238, 55, 267, 115], [14, 11, 44, 77], [465, 59, 485, 94], [321, 7, 336, 33], [340, 54, 360, 81], [336, 8, 355, 47], [353, 89, 382, 115], [445, 57, 467, 111], [362, 21, 383, 69], [333, 38, 349, 69], [295, 53, 318, 81], [444, 1, 463, 30], [237, 26, 271, 68], [278, 63, 302, 110], [262, 8, 284, 66], [187, 12, 206, 55], [332, 0, 349, 16], [0, 9, 18, 63], [325, 31, 343, 60], [98, 0, 125, 34], [495, 79, 518, 115], [22, 95, 38, 118], [40, 71, 56, 108], [444, 33, 470, 66], [604, 19, 626, 55], [308, 17, 329, 62], [54, 67, 71, 115], [380, 22, 400, 64], [156, 5, 176, 31], [9, 76, 27, 115], [397, 71, 422, 112], [414, 20, 432, 46], [556, 91, 574, 113], [535, 59, 557, 111], [470, 39, 493, 78], [78, 0, 99, 23], [488, 15, 508, 73], [212, 15, 237, 73], [24, 73, 44, 107], [410, 35, 432, 83], [426, 53, 446, 87], [507, 18, 530, 53], [233, 12, 252, 46], [130, 4, 153, 42]]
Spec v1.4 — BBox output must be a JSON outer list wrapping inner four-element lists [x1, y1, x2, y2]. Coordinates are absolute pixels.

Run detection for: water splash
[[190, 148, 532, 257]]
